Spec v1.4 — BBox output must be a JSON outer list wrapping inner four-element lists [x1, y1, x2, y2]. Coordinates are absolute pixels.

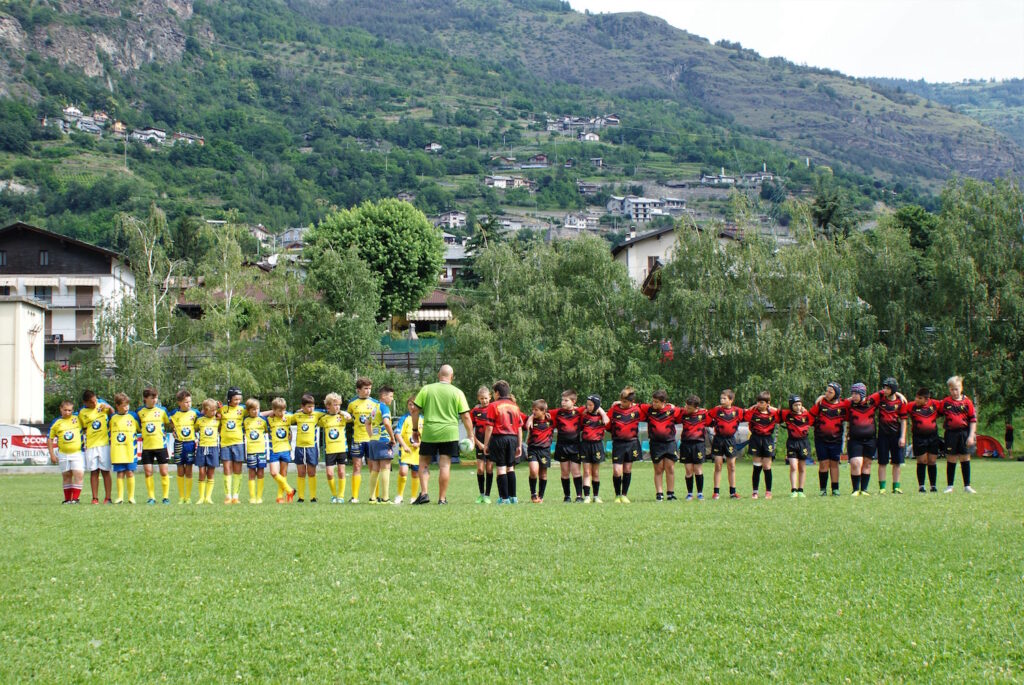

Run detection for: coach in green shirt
[[410, 364, 474, 505]]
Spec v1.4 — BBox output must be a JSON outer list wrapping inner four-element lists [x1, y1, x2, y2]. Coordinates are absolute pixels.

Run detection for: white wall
[[615, 233, 677, 285], [0, 300, 46, 425]]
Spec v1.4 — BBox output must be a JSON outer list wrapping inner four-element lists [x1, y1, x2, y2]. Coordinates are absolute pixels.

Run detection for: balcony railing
[[45, 333, 96, 344]]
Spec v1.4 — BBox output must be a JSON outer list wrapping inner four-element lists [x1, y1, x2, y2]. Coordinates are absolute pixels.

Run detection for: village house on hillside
[[434, 211, 467, 231]]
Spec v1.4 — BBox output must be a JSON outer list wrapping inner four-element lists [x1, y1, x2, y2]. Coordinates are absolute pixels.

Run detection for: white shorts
[[83, 445, 111, 471], [58, 451, 85, 473]]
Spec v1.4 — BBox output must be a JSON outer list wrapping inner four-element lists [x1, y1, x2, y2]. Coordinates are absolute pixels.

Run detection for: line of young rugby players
[[47, 373, 978, 504]]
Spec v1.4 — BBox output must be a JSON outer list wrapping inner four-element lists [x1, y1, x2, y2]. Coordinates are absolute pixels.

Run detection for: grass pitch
[[0, 461, 1021, 683]]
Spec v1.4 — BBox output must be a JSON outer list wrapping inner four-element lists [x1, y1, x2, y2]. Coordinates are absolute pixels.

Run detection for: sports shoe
[[943, 486, 954, 494], [368, 498, 379, 505], [225, 497, 232, 505], [233, 497, 241, 504], [574, 496, 583, 503], [665, 493, 677, 501], [309, 498, 318, 503], [859, 490, 870, 497], [729, 493, 741, 499], [696, 493, 704, 501], [378, 498, 391, 505], [411, 494, 430, 505], [128, 498, 136, 504], [851, 490, 860, 497], [330, 496, 338, 504], [147, 498, 156, 505], [496, 498, 509, 505], [509, 497, 519, 504], [276, 497, 284, 504], [964, 486, 976, 494], [162, 498, 170, 504], [286, 489, 296, 503], [102, 498, 112, 504], [483, 496, 493, 504], [878, 489, 887, 495], [70, 499, 80, 504], [394, 495, 404, 505], [930, 486, 938, 493], [113, 498, 124, 505], [764, 492, 773, 500], [820, 490, 828, 497], [531, 495, 541, 503], [918, 486, 927, 493], [563, 496, 572, 503], [831, 490, 840, 496], [620, 495, 631, 504], [91, 498, 100, 505], [614, 496, 623, 503], [592, 496, 603, 504], [751, 492, 759, 500], [892, 488, 903, 495], [655, 493, 664, 501], [297, 498, 304, 503], [712, 492, 720, 500], [582, 495, 592, 504], [437, 499, 448, 505], [475, 494, 485, 504], [685, 493, 694, 501], [790, 491, 799, 498], [349, 498, 359, 504], [798, 491, 806, 498], [537, 498, 544, 504]]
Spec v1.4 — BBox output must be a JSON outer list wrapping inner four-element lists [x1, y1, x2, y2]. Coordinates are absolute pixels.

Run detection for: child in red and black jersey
[[524, 400, 553, 503], [876, 378, 908, 494], [679, 395, 710, 500], [708, 389, 744, 499], [482, 381, 525, 504], [901, 387, 943, 492], [744, 391, 780, 499], [779, 396, 814, 497], [640, 389, 682, 501], [809, 382, 846, 495], [845, 382, 881, 495], [940, 375, 977, 493], [549, 390, 584, 502], [580, 395, 609, 503], [470, 387, 494, 503], [607, 387, 643, 503]]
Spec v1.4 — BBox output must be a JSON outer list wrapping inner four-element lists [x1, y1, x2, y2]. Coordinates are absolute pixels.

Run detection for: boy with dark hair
[[808, 382, 845, 496], [394, 394, 423, 505], [290, 393, 324, 502], [79, 390, 113, 504], [876, 378, 908, 494], [780, 396, 814, 497], [607, 387, 643, 503], [169, 389, 200, 504], [264, 398, 296, 503], [470, 387, 494, 504], [901, 387, 942, 492], [744, 391, 780, 499], [640, 390, 681, 502], [524, 400, 553, 503], [367, 386, 397, 504], [708, 389, 743, 499], [218, 388, 246, 504], [483, 380, 525, 504], [678, 395, 710, 501], [49, 399, 83, 503], [138, 387, 172, 505], [579, 395, 609, 503], [346, 378, 377, 503], [550, 390, 585, 502]]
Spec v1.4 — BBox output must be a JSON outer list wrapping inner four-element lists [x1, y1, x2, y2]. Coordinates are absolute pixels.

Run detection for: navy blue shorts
[[369, 441, 394, 462], [221, 444, 245, 463], [293, 446, 319, 466], [175, 441, 196, 466], [815, 439, 842, 462], [350, 442, 370, 463], [195, 446, 219, 469], [876, 432, 905, 465], [246, 451, 268, 470], [847, 437, 876, 459]]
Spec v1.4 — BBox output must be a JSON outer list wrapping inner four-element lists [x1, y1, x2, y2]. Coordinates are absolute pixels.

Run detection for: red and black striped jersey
[[549, 407, 583, 442], [744, 407, 779, 436], [847, 393, 882, 440], [708, 405, 743, 438], [581, 411, 608, 442], [608, 404, 643, 440], [641, 404, 682, 442], [470, 405, 491, 443], [877, 393, 905, 435], [528, 413, 554, 447], [940, 396, 976, 430], [901, 399, 942, 436], [679, 408, 710, 441], [779, 408, 814, 439], [809, 399, 847, 442], [485, 398, 524, 436]]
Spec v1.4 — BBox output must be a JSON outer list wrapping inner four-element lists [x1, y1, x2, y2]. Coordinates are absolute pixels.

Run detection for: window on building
[[39, 250, 49, 266], [0, 250, 7, 266], [33, 286, 52, 303], [0, 286, 9, 296]]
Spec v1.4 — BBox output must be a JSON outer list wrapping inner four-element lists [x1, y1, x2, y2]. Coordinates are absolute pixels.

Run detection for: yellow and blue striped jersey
[[49, 415, 82, 453], [109, 412, 140, 464], [137, 405, 171, 450]]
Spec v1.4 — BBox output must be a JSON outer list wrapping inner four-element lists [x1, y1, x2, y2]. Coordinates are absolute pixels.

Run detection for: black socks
[[485, 471, 493, 496], [477, 473, 485, 495], [613, 475, 622, 496], [752, 464, 762, 491]]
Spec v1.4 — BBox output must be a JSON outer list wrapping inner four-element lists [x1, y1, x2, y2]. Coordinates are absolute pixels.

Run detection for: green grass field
[[1, 460, 1021, 683]]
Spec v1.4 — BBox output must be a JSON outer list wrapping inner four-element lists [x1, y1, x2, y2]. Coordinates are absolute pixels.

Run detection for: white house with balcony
[[0, 222, 135, 363]]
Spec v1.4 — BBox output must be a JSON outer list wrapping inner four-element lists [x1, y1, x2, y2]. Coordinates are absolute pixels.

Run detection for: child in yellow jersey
[[169, 389, 200, 503], [346, 377, 380, 503], [289, 393, 324, 502], [368, 386, 398, 504], [108, 393, 140, 504], [394, 395, 423, 505], [243, 398, 270, 504], [319, 393, 353, 504], [137, 387, 172, 505], [218, 388, 246, 504], [262, 397, 296, 503], [79, 389, 113, 503], [194, 399, 221, 504], [49, 399, 84, 503]]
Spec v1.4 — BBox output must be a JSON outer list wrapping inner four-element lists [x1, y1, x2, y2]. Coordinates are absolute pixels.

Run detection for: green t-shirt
[[414, 381, 470, 443]]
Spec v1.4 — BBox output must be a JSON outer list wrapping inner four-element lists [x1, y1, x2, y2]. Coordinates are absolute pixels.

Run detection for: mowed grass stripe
[[0, 461, 1020, 683]]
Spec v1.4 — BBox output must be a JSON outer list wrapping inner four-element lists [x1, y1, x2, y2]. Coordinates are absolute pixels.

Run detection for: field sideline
[[0, 461, 1021, 683]]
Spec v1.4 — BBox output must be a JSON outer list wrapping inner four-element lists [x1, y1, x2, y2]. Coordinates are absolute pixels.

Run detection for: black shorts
[[489, 434, 519, 468], [748, 434, 776, 459], [679, 440, 705, 464], [912, 433, 941, 457], [649, 440, 677, 463], [847, 437, 876, 459], [876, 431, 904, 465], [140, 448, 169, 465], [945, 429, 970, 456], [527, 445, 551, 469], [554, 441, 581, 463], [580, 440, 605, 464], [325, 451, 349, 467], [611, 439, 641, 465], [786, 438, 810, 461], [710, 435, 736, 459], [420, 440, 460, 459], [814, 439, 842, 462]]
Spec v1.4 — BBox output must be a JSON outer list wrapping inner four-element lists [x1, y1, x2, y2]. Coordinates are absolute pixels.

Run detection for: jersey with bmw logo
[[169, 407, 200, 444], [137, 405, 170, 450], [195, 416, 221, 448], [49, 415, 83, 453], [219, 404, 246, 447], [266, 413, 293, 453], [108, 412, 140, 464], [243, 415, 270, 455], [78, 403, 111, 448], [319, 412, 350, 454], [290, 409, 324, 448]]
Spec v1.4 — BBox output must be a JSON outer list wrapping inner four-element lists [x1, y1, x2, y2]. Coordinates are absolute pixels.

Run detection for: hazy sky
[[571, 0, 1024, 82]]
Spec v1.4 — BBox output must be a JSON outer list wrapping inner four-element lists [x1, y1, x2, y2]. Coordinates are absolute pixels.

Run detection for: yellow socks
[[248, 478, 257, 502], [145, 474, 155, 500], [126, 473, 136, 502], [379, 469, 390, 501], [338, 476, 345, 500], [410, 474, 420, 500], [308, 475, 317, 500], [352, 474, 361, 501], [224, 473, 233, 501], [373, 476, 380, 500], [197, 479, 207, 502], [116, 477, 125, 502], [272, 472, 291, 496], [177, 475, 185, 500], [185, 476, 192, 501], [369, 471, 380, 501], [257, 477, 264, 501], [328, 475, 339, 498], [297, 476, 306, 500], [397, 474, 407, 499], [161, 474, 170, 500]]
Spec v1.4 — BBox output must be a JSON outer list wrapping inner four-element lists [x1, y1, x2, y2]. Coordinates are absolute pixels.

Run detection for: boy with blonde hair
[[243, 398, 270, 503], [394, 394, 423, 505], [320, 392, 353, 503], [264, 398, 296, 502], [169, 390, 200, 503], [940, 375, 977, 493], [194, 399, 221, 504], [109, 393, 140, 504]]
